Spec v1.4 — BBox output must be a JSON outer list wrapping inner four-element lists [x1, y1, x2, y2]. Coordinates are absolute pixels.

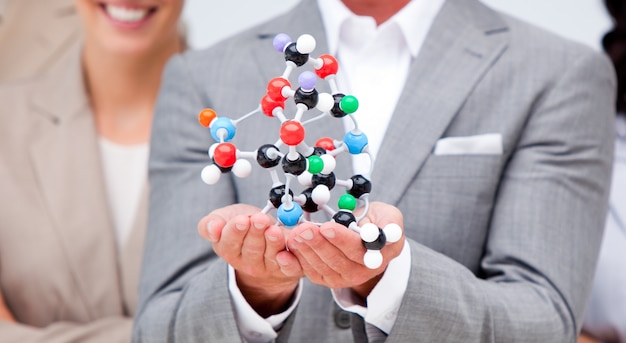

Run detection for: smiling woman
[[0, 0, 185, 342]]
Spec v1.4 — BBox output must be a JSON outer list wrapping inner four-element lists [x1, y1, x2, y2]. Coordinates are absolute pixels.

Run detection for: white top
[[98, 138, 149, 251], [582, 115, 626, 343], [230, 0, 446, 342]]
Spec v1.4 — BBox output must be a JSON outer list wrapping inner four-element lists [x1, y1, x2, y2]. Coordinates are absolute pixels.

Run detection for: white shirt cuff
[[228, 265, 303, 343], [331, 242, 411, 334]]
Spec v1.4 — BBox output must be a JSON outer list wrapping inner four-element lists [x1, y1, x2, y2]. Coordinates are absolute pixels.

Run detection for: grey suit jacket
[[135, 0, 616, 341], [0, 46, 146, 342]]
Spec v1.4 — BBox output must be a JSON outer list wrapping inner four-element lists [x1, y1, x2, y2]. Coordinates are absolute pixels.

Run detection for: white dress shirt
[[322, 0, 445, 335], [230, 0, 446, 341], [582, 115, 626, 343], [99, 138, 149, 251]]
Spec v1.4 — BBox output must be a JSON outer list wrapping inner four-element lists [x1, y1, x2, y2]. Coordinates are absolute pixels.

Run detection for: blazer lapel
[[27, 48, 124, 319], [371, 0, 510, 205]]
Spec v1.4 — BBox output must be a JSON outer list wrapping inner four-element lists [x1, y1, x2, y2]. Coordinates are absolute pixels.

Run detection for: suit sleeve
[[383, 48, 616, 341], [132, 54, 260, 343]]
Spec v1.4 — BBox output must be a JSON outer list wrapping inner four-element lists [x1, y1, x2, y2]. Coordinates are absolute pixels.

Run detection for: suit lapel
[[371, 0, 509, 204], [237, 0, 516, 212], [27, 48, 124, 318], [37, 0, 81, 72]]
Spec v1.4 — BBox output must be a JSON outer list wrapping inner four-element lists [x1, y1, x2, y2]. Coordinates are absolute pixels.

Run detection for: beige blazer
[[0, 0, 81, 82], [0, 46, 146, 342]]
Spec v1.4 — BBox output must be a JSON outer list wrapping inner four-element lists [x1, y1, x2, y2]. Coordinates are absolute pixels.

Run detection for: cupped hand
[[197, 204, 303, 317], [285, 201, 405, 299]]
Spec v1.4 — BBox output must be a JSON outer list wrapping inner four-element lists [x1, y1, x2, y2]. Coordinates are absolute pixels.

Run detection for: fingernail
[[253, 222, 265, 230], [300, 229, 314, 241], [235, 223, 247, 231], [321, 228, 335, 239], [266, 233, 279, 242], [276, 255, 289, 266], [206, 221, 216, 242]]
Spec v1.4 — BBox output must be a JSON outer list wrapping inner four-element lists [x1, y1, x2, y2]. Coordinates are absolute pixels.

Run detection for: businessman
[[134, 0, 616, 341]]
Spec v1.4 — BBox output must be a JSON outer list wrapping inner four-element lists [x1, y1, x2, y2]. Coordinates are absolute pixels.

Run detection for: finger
[[361, 201, 404, 228], [301, 224, 383, 286], [275, 249, 303, 277], [217, 214, 251, 260], [286, 236, 321, 280], [320, 222, 404, 276], [198, 203, 261, 242], [288, 225, 344, 284], [240, 214, 272, 270], [198, 215, 226, 243], [317, 223, 367, 264], [263, 223, 287, 262]]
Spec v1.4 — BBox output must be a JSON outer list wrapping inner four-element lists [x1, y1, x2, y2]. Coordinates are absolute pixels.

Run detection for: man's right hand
[[197, 204, 303, 317]]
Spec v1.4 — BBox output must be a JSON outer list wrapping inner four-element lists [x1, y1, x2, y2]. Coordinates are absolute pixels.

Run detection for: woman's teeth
[[106, 5, 149, 22]]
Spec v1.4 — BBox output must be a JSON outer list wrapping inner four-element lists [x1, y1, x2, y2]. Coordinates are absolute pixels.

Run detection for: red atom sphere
[[315, 137, 335, 151], [280, 121, 305, 146], [213, 142, 237, 168], [198, 108, 217, 127], [315, 54, 339, 79], [261, 94, 285, 117], [266, 77, 291, 101]]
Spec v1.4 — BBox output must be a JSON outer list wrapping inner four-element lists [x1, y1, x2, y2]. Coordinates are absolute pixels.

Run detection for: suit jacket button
[[334, 308, 351, 329]]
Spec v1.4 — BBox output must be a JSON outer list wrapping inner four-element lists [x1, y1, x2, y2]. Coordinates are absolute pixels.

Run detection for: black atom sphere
[[256, 144, 281, 169], [282, 153, 307, 175], [332, 210, 356, 228], [268, 185, 294, 208], [300, 188, 319, 212], [294, 88, 319, 110], [330, 93, 347, 118], [348, 175, 372, 198], [362, 228, 386, 250], [284, 42, 309, 67], [312, 172, 336, 190]]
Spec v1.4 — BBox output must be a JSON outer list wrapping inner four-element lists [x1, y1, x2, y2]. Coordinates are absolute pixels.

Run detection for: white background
[[182, 0, 613, 52]]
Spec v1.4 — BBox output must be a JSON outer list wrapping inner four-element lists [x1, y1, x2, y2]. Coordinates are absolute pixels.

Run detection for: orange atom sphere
[[198, 108, 217, 127]]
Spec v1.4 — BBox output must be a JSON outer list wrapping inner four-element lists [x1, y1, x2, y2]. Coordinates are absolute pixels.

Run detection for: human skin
[[198, 202, 405, 315], [75, 0, 184, 145]]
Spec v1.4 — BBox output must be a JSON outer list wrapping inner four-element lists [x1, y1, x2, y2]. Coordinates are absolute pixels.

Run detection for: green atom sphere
[[307, 155, 324, 174], [340, 95, 359, 114], [338, 193, 357, 211]]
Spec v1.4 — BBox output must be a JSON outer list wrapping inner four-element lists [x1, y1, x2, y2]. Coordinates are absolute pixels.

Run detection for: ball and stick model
[[197, 33, 401, 269]]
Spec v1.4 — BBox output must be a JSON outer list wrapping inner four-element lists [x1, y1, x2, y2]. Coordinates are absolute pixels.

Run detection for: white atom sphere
[[360, 223, 380, 243], [296, 34, 316, 54], [311, 185, 330, 205], [383, 223, 403, 243], [363, 250, 383, 269], [316, 93, 334, 112], [201, 164, 221, 185], [232, 159, 252, 178], [208, 142, 219, 158], [320, 154, 336, 174], [298, 171, 313, 187]]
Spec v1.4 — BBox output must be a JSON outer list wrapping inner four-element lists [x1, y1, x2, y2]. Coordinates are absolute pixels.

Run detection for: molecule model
[[197, 33, 401, 269]]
